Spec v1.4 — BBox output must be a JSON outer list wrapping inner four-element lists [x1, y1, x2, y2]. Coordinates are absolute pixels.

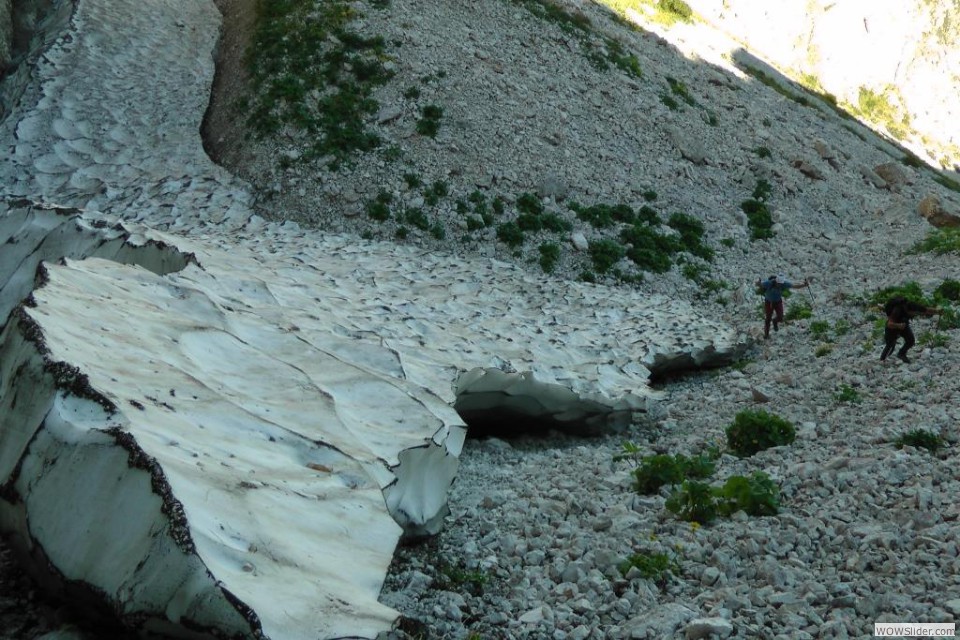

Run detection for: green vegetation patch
[[627, 450, 718, 495], [665, 472, 780, 525], [910, 228, 960, 256], [895, 428, 944, 453], [416, 104, 444, 137], [245, 0, 394, 169], [618, 550, 681, 587], [511, 0, 642, 78], [742, 179, 774, 240], [726, 410, 796, 457]]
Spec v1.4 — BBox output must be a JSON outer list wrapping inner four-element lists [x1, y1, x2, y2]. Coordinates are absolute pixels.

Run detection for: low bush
[[785, 300, 813, 321], [618, 551, 680, 587], [588, 239, 626, 274], [726, 410, 796, 457], [665, 480, 718, 524], [629, 451, 717, 495], [742, 199, 773, 240], [416, 104, 443, 137], [538, 242, 560, 273], [715, 472, 780, 517], [934, 279, 960, 302], [910, 228, 960, 255], [896, 428, 944, 452], [834, 384, 862, 404], [496, 221, 524, 247], [665, 472, 780, 524], [571, 202, 636, 228]]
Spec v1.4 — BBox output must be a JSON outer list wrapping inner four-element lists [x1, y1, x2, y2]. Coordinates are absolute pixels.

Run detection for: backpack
[[884, 296, 906, 316]]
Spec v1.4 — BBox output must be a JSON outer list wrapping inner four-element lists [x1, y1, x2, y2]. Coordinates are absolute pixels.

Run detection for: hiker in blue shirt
[[756, 274, 810, 339]]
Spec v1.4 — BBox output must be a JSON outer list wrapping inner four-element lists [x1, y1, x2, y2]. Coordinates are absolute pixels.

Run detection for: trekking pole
[[804, 276, 816, 310]]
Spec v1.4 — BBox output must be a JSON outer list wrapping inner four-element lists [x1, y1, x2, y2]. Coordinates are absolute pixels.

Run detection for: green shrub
[[935, 279, 960, 302], [642, 190, 657, 202], [416, 104, 444, 137], [629, 450, 718, 495], [742, 199, 773, 240], [403, 85, 420, 99], [754, 146, 771, 158], [612, 441, 644, 464], [496, 221, 525, 247], [667, 213, 713, 260], [423, 180, 449, 206], [910, 228, 960, 255], [620, 224, 677, 273], [429, 222, 445, 240], [867, 282, 927, 308], [833, 384, 861, 404], [814, 344, 832, 358], [809, 320, 830, 340], [665, 480, 718, 524], [667, 77, 696, 106], [896, 428, 944, 452], [433, 561, 489, 596], [753, 179, 772, 200], [403, 172, 422, 188], [919, 330, 949, 348], [681, 262, 708, 282], [934, 173, 960, 194], [544, 213, 572, 232], [726, 410, 796, 457], [538, 242, 560, 273], [516, 212, 543, 232], [404, 207, 429, 230], [631, 454, 686, 494], [715, 472, 780, 517], [588, 239, 626, 274], [660, 93, 680, 110], [618, 551, 680, 587], [365, 191, 392, 221], [666, 472, 780, 524], [571, 202, 636, 228], [784, 300, 812, 321], [516, 192, 544, 215], [637, 205, 661, 225]]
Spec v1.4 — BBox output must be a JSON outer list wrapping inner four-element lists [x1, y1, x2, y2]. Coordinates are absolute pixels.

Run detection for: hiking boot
[[897, 353, 911, 363], [773, 320, 779, 332]]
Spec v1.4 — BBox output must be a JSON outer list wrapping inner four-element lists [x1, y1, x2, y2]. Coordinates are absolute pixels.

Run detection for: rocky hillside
[[3, 0, 960, 638], [213, 1, 960, 639]]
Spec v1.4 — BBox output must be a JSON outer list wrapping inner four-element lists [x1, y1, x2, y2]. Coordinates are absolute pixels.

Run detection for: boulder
[[918, 195, 960, 228]]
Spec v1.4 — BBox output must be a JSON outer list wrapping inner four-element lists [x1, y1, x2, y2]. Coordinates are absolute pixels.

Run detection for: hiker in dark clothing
[[880, 297, 941, 363], [756, 274, 810, 339]]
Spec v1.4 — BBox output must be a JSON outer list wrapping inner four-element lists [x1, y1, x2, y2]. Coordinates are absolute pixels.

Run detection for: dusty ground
[[202, 0, 257, 178]]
